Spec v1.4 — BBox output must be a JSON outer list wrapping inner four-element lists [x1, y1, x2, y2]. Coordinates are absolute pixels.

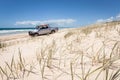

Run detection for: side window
[[41, 26, 45, 29]]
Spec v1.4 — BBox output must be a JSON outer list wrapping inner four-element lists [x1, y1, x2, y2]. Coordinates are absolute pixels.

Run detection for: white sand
[[0, 24, 120, 80]]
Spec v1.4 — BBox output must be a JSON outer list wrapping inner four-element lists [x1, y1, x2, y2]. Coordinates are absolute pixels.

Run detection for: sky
[[0, 0, 120, 28]]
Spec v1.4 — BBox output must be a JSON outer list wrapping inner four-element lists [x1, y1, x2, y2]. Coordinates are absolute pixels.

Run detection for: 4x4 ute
[[28, 24, 58, 36]]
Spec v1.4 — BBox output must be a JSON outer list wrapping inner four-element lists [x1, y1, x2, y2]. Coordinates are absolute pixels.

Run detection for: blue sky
[[0, 0, 120, 28]]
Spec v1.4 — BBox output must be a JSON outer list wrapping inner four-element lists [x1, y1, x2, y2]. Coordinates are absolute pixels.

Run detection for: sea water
[[0, 27, 74, 36], [0, 28, 34, 36]]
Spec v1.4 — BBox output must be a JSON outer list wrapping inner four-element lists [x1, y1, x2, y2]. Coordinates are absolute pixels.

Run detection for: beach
[[0, 33, 28, 41], [0, 22, 120, 80]]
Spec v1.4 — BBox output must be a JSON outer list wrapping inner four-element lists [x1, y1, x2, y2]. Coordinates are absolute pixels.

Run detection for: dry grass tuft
[[0, 21, 120, 80], [64, 32, 74, 38], [0, 50, 37, 80]]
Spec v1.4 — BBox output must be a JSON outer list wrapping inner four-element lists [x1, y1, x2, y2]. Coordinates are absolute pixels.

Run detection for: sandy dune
[[0, 22, 120, 80]]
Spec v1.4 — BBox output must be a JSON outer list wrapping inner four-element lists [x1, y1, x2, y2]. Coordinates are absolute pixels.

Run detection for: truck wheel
[[51, 30, 55, 34], [34, 33, 39, 36]]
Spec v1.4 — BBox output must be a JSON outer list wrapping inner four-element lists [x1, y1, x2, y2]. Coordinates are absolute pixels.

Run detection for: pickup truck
[[28, 24, 58, 36]]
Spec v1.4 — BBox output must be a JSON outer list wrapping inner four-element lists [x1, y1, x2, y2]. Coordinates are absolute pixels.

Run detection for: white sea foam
[[0, 29, 33, 35]]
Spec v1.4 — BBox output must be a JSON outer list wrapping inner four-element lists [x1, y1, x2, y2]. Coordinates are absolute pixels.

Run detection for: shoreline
[[0, 28, 75, 42], [0, 32, 28, 42], [0, 28, 76, 49]]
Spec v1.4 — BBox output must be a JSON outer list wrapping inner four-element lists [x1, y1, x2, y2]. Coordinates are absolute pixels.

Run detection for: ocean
[[0, 28, 35, 36], [0, 27, 72, 36]]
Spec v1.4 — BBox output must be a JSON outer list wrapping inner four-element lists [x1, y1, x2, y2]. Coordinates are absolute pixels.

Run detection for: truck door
[[38, 28, 50, 34]]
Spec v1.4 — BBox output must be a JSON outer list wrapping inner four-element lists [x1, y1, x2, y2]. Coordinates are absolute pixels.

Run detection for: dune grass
[[64, 32, 74, 39], [0, 49, 37, 80], [0, 42, 120, 80], [0, 42, 6, 49], [0, 22, 120, 80]]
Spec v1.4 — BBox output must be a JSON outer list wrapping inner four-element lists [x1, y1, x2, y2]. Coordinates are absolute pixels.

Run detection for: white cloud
[[106, 17, 114, 22], [96, 17, 114, 23], [116, 14, 120, 21], [15, 19, 76, 26], [96, 13, 120, 23], [96, 19, 105, 23]]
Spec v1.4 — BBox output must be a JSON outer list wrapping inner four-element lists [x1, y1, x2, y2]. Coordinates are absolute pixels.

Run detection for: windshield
[[33, 29, 38, 32], [36, 25, 49, 29]]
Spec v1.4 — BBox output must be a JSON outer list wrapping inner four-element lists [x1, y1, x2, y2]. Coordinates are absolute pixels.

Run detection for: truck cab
[[28, 24, 58, 36]]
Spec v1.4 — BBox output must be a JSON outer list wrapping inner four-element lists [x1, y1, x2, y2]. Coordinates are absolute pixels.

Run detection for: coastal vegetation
[[0, 21, 120, 80]]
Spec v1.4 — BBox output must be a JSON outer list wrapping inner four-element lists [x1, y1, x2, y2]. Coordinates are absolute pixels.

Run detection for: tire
[[28, 31, 32, 35], [34, 33, 39, 36], [51, 30, 55, 34], [29, 32, 34, 36]]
